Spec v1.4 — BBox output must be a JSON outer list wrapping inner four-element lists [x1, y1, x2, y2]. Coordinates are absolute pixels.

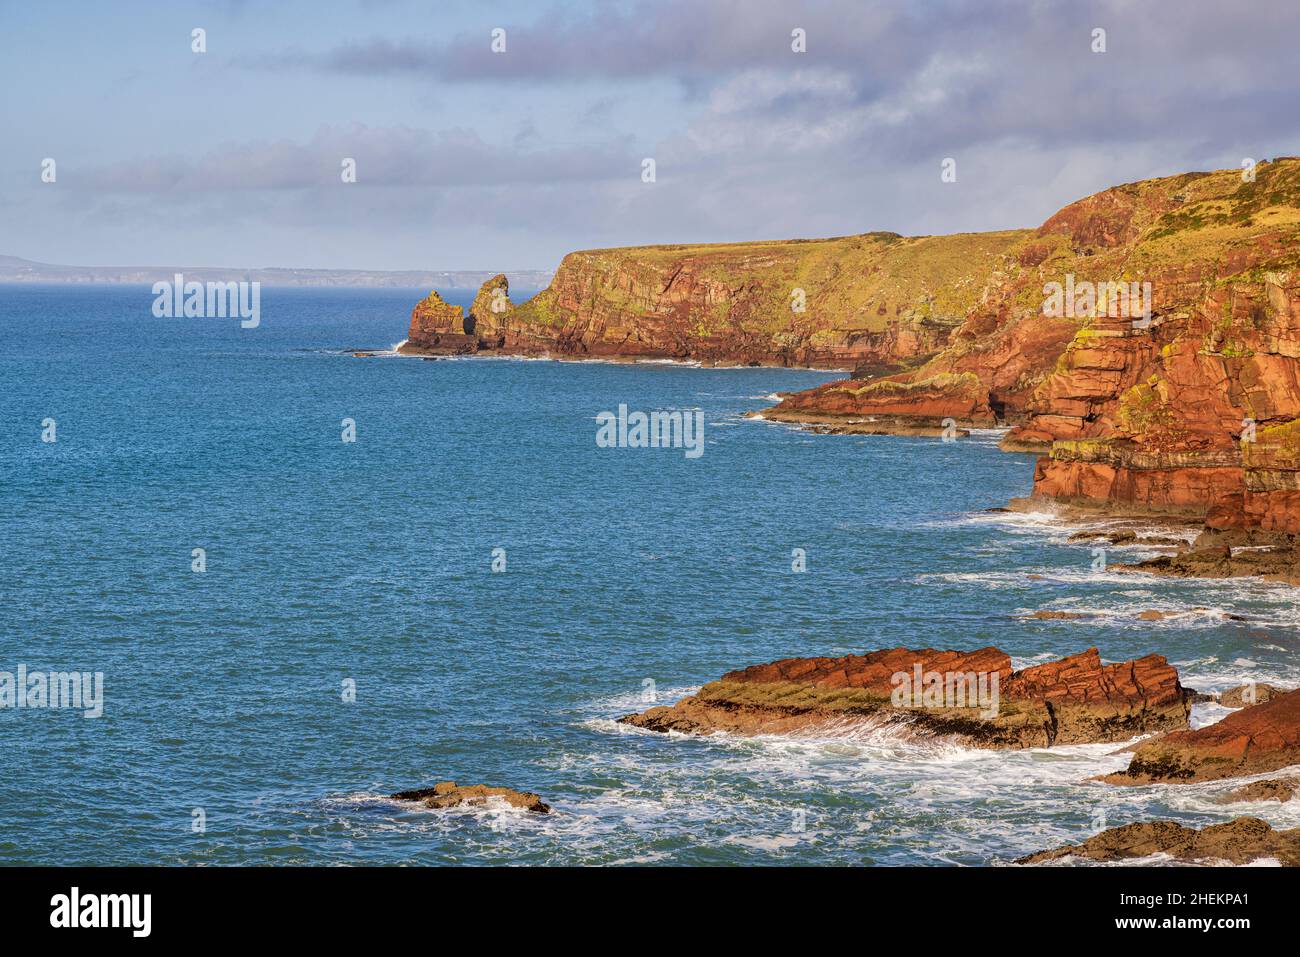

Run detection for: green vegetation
[[1118, 381, 1173, 434], [845, 371, 982, 397], [502, 158, 1300, 380]]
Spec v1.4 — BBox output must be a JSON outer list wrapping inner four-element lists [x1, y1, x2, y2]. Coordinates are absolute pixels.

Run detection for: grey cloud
[[10, 0, 1300, 272], [225, 0, 1300, 174], [68, 125, 636, 194]]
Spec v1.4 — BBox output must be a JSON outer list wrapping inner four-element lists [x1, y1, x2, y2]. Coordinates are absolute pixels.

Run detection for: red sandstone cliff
[[400, 231, 1027, 369], [769, 159, 1300, 541], [399, 160, 1300, 540]]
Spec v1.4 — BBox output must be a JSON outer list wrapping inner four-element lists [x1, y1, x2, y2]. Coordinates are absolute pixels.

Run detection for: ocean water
[[2, 283, 1299, 866]]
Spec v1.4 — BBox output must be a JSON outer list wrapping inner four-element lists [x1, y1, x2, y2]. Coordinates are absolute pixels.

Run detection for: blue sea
[[2, 284, 1299, 865]]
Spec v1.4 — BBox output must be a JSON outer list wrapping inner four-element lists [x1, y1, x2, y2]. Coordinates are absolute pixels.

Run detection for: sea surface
[[2, 284, 1299, 865]]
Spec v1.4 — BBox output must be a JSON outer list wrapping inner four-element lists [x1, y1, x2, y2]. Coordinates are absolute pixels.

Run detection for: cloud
[[238, 0, 921, 83], [7, 0, 1300, 270], [68, 125, 637, 193], [234, 0, 1300, 167]]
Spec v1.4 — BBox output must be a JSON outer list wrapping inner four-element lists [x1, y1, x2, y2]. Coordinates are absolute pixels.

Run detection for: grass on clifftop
[[512, 229, 1028, 337]]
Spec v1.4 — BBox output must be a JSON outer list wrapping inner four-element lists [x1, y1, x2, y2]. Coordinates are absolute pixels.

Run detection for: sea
[[2, 283, 1298, 865]]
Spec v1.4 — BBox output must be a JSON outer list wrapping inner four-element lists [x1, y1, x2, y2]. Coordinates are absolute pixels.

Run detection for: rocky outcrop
[[1017, 817, 1300, 866], [1117, 527, 1300, 584], [761, 160, 1300, 549], [390, 781, 551, 813], [767, 311, 1078, 430], [619, 646, 1189, 748], [1220, 682, 1285, 708], [1013, 160, 1300, 539], [1103, 687, 1300, 784], [406, 290, 476, 353], [1216, 777, 1298, 804], [466, 273, 513, 347]]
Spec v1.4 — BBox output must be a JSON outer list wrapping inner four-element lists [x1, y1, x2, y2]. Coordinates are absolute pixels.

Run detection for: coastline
[[357, 343, 853, 374]]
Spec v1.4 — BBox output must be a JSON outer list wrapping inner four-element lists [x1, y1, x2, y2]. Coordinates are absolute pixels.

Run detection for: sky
[[2, 0, 1298, 272]]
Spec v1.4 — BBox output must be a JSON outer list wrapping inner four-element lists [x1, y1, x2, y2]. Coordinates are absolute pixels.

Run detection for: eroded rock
[[1220, 683, 1284, 709], [1017, 817, 1300, 866], [390, 781, 551, 814], [619, 647, 1189, 749], [1103, 687, 1300, 784], [1215, 777, 1298, 804], [401, 291, 476, 354]]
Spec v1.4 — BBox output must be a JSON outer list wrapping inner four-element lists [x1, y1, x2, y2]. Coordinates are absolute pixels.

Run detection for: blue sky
[[2, 0, 1298, 271]]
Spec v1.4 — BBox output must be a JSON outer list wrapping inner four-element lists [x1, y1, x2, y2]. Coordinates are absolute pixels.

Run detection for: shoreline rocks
[[1102, 687, 1300, 785], [390, 781, 551, 814], [1215, 777, 1298, 804], [1116, 527, 1300, 584], [747, 408, 973, 437], [619, 646, 1190, 749], [1017, 817, 1300, 866]]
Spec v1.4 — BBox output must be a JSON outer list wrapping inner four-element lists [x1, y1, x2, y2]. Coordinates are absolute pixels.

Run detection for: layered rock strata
[[398, 161, 1300, 547], [620, 646, 1189, 748], [1102, 687, 1300, 785], [400, 233, 1028, 368]]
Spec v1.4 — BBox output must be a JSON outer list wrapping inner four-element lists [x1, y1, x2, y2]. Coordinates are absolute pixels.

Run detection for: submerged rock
[[1118, 529, 1300, 585], [390, 781, 551, 814], [1102, 687, 1300, 784], [619, 646, 1189, 749], [1017, 817, 1300, 866], [1069, 529, 1138, 545], [1215, 777, 1298, 804], [1136, 609, 1177, 621], [1219, 682, 1284, 708]]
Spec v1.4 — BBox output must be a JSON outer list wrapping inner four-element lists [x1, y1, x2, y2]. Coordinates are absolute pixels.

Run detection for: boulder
[[1219, 682, 1284, 708]]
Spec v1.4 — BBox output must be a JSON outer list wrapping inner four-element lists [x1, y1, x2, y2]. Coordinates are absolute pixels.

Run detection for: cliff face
[[400, 160, 1300, 537], [1014, 160, 1300, 532], [771, 163, 1297, 430], [400, 231, 1027, 369], [767, 159, 1300, 536]]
